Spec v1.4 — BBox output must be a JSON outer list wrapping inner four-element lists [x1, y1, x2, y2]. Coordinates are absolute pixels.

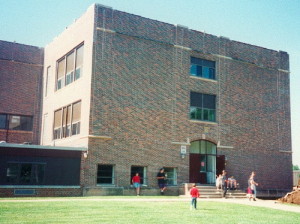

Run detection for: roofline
[[0, 142, 87, 152]]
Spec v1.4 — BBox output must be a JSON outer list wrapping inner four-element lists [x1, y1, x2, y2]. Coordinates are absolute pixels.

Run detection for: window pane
[[31, 164, 45, 184], [20, 116, 33, 131], [9, 115, 20, 130], [203, 67, 210, 79], [208, 109, 216, 122], [190, 141, 200, 153], [66, 52, 75, 74], [6, 163, 19, 183], [200, 141, 206, 154], [190, 64, 197, 76], [209, 68, 215, 79], [76, 45, 83, 68], [164, 167, 177, 185], [0, 114, 7, 129], [54, 110, 62, 128], [203, 94, 216, 109], [200, 156, 206, 172], [72, 101, 81, 122], [20, 164, 32, 184], [75, 45, 83, 80], [57, 59, 65, 79], [190, 92, 202, 107]]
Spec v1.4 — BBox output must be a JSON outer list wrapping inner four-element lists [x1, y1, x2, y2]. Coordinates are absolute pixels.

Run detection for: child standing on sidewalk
[[190, 183, 200, 210]]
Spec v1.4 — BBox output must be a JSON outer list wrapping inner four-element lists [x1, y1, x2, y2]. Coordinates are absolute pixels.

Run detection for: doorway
[[189, 140, 217, 184]]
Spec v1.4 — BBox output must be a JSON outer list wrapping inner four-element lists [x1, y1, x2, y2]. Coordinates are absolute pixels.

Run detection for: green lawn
[[0, 197, 299, 224]]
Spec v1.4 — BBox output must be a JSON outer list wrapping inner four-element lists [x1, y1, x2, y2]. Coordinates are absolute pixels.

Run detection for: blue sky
[[1, 0, 299, 165]]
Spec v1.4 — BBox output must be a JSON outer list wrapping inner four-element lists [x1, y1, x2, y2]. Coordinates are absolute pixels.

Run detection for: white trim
[[96, 27, 116, 33]]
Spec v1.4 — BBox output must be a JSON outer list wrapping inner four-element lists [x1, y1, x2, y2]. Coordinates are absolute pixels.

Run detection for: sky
[[1, 0, 299, 165]]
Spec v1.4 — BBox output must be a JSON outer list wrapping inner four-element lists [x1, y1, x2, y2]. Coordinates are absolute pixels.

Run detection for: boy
[[190, 183, 200, 210]]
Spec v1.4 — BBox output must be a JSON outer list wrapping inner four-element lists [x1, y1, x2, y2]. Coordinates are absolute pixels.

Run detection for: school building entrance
[[189, 140, 225, 184]]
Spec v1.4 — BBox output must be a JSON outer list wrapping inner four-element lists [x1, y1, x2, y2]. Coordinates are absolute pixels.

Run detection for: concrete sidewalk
[[202, 198, 300, 213]]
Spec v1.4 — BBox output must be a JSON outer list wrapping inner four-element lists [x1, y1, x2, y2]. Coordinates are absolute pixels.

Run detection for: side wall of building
[[0, 41, 44, 144]]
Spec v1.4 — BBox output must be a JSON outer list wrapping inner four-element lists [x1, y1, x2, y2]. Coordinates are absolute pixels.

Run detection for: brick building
[[0, 40, 86, 197], [0, 40, 43, 144], [40, 4, 292, 195], [1, 4, 292, 196]]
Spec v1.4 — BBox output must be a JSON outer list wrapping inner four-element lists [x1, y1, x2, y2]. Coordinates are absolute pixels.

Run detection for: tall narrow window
[[57, 59, 65, 90], [163, 167, 177, 186], [66, 52, 75, 86], [45, 66, 50, 97], [0, 114, 7, 129], [72, 101, 81, 135], [53, 109, 62, 139], [190, 92, 216, 122], [75, 45, 83, 80]]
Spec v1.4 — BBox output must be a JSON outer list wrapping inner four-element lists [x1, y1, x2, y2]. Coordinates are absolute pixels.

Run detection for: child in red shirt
[[132, 173, 141, 196], [190, 183, 200, 210]]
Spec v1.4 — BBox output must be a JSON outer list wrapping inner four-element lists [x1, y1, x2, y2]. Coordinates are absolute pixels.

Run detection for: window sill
[[190, 75, 218, 83], [189, 120, 217, 125]]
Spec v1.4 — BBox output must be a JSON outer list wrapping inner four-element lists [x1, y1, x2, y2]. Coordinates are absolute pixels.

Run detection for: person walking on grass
[[190, 183, 200, 210], [132, 172, 141, 196]]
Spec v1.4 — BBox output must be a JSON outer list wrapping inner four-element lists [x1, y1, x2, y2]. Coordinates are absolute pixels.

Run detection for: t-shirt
[[190, 187, 200, 198], [157, 172, 165, 184], [132, 176, 140, 183]]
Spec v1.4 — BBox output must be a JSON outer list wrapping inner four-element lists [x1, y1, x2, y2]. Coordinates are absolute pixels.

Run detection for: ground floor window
[[6, 162, 45, 184], [97, 165, 114, 185], [130, 166, 147, 185], [163, 167, 177, 186]]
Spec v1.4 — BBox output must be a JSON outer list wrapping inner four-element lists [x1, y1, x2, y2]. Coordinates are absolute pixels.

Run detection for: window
[[0, 114, 7, 129], [190, 57, 215, 80], [190, 92, 216, 122], [53, 101, 81, 140], [97, 165, 114, 185], [56, 44, 84, 90], [0, 114, 33, 131], [6, 162, 45, 185], [130, 166, 147, 185], [163, 167, 177, 186], [45, 66, 50, 97]]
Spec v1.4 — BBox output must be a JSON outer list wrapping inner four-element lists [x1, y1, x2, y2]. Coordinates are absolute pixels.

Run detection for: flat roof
[[0, 142, 87, 152]]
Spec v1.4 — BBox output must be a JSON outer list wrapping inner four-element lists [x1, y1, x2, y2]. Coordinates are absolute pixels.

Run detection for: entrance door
[[189, 140, 217, 184]]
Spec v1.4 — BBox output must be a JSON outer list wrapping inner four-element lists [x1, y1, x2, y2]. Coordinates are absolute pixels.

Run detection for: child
[[132, 173, 141, 196], [190, 183, 200, 210]]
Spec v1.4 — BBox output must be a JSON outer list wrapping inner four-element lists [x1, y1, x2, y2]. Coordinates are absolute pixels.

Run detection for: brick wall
[[81, 5, 292, 191], [0, 40, 44, 144]]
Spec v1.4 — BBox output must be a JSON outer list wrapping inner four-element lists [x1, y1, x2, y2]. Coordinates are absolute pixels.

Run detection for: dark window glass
[[190, 92, 216, 122], [190, 57, 216, 80], [0, 114, 7, 129], [131, 166, 146, 185], [97, 165, 114, 184], [6, 163, 45, 185], [8, 115, 33, 131]]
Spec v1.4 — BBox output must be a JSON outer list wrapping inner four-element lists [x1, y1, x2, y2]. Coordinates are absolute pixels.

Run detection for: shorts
[[133, 182, 140, 188], [158, 183, 166, 189]]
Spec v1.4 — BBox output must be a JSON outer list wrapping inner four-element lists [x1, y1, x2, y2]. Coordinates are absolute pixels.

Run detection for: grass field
[[0, 197, 299, 224]]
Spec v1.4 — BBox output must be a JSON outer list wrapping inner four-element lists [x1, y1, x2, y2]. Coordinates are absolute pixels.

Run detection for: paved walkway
[[1, 197, 299, 213]]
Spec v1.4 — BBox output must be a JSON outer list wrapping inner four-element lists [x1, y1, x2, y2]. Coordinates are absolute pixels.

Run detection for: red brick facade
[[82, 5, 292, 191], [0, 40, 44, 144]]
